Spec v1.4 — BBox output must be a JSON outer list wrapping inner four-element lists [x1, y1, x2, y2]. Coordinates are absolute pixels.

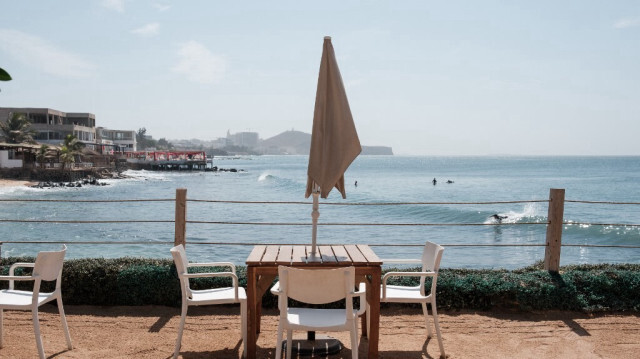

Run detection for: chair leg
[[350, 320, 359, 359], [240, 300, 247, 357], [286, 329, 293, 359], [32, 309, 45, 359], [57, 298, 73, 350], [275, 321, 283, 359], [173, 303, 188, 359], [431, 299, 445, 358], [422, 302, 433, 338], [365, 303, 370, 339]]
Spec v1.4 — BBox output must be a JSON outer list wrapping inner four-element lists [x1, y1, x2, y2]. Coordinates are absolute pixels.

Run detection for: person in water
[[446, 180, 454, 184], [491, 214, 508, 223], [354, 180, 358, 187], [432, 178, 437, 185]]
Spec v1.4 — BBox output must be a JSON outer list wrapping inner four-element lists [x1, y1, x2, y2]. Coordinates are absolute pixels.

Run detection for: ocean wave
[[258, 172, 275, 182], [483, 202, 545, 224], [122, 169, 170, 181]]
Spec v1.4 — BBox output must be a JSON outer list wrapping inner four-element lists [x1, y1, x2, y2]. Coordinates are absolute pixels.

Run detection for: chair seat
[[189, 287, 246, 305], [0, 289, 55, 309], [381, 285, 432, 303], [285, 308, 354, 330]]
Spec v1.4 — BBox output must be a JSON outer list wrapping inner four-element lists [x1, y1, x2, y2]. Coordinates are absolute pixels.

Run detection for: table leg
[[246, 266, 257, 359], [367, 267, 381, 358]]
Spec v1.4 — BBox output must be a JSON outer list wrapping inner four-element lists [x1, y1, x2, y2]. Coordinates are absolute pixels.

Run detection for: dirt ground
[[0, 179, 38, 188], [0, 305, 638, 358]]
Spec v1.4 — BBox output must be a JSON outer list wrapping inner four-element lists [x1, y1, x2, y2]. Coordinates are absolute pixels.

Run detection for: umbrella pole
[[311, 186, 320, 256]]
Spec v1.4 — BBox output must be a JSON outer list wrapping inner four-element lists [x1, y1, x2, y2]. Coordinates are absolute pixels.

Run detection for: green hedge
[[1, 257, 638, 312]]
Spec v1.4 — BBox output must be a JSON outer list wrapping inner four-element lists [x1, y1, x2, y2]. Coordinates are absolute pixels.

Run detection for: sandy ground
[[0, 305, 638, 359], [0, 179, 38, 188]]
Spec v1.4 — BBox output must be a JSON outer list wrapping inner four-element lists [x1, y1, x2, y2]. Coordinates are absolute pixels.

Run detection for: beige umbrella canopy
[[306, 36, 361, 255]]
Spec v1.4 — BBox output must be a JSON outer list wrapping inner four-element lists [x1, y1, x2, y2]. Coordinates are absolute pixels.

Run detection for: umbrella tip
[[324, 36, 331, 41]]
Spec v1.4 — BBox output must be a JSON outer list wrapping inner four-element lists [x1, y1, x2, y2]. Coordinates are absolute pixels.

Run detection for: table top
[[246, 244, 382, 267]]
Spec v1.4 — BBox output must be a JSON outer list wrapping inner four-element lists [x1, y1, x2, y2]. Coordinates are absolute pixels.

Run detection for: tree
[[36, 144, 55, 169], [136, 127, 147, 147], [136, 127, 158, 150], [0, 67, 10, 81], [157, 138, 174, 150], [0, 112, 37, 144], [59, 134, 84, 170]]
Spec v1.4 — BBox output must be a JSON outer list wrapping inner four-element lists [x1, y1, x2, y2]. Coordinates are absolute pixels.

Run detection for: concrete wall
[[0, 150, 23, 168]]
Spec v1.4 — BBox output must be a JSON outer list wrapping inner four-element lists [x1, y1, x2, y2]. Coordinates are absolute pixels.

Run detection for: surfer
[[354, 180, 358, 187], [491, 214, 508, 223], [446, 180, 454, 184], [432, 178, 437, 185]]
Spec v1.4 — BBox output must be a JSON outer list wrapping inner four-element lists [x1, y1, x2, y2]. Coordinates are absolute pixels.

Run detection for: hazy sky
[[1, 1, 639, 155]]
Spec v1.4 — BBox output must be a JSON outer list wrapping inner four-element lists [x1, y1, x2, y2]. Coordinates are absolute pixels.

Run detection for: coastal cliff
[[257, 130, 393, 155]]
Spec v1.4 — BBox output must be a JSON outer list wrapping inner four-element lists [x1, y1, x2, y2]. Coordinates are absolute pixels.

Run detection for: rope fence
[[1, 188, 639, 270], [0, 198, 638, 205]]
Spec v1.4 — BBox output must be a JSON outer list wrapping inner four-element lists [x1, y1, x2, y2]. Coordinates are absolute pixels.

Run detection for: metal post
[[175, 188, 187, 247], [544, 188, 565, 272], [310, 185, 320, 256]]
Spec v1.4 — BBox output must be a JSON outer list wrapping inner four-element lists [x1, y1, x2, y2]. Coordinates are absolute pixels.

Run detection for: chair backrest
[[33, 245, 67, 282], [170, 244, 189, 275], [278, 266, 354, 305], [170, 244, 191, 293], [420, 241, 444, 293]]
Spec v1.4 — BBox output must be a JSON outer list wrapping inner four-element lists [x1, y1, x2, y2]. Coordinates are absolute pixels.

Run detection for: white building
[[96, 127, 137, 152]]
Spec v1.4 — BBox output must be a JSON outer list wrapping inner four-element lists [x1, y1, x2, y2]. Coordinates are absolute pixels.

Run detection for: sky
[[1, 1, 639, 155]]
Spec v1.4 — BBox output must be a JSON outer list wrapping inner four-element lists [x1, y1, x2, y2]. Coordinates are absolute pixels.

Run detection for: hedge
[[1, 257, 638, 312]]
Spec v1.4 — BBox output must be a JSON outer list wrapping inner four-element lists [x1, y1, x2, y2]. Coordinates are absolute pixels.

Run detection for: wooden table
[[245, 244, 382, 359]]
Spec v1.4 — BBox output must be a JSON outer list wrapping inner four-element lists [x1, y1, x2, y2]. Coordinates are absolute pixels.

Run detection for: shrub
[[0, 258, 637, 312]]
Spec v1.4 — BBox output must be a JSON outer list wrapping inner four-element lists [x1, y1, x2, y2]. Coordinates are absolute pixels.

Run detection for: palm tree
[[59, 134, 84, 170], [36, 144, 49, 169], [0, 112, 37, 144], [36, 144, 58, 169]]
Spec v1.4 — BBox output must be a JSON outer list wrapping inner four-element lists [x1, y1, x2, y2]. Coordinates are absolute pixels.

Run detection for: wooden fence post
[[175, 188, 187, 247], [544, 188, 565, 272]]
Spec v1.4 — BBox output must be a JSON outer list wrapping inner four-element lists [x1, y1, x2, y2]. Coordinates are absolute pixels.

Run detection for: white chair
[[0, 245, 72, 359], [170, 244, 247, 359], [379, 241, 445, 358], [272, 266, 365, 359]]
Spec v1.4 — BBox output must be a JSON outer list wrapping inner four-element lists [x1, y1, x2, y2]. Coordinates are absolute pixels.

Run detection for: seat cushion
[[189, 286, 246, 305], [0, 289, 55, 308], [381, 285, 431, 303], [286, 308, 353, 330]]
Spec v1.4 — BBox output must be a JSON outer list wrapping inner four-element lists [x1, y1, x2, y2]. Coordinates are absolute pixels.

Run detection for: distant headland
[[171, 130, 393, 156]]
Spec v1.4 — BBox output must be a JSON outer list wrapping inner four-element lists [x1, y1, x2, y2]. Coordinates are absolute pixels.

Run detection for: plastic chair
[[170, 244, 247, 358], [272, 266, 365, 359], [0, 245, 72, 359], [378, 241, 445, 358]]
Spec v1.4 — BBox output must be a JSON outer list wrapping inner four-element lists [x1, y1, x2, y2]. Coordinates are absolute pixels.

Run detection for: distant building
[[96, 127, 137, 152], [226, 130, 259, 148], [0, 107, 135, 154], [0, 107, 96, 148]]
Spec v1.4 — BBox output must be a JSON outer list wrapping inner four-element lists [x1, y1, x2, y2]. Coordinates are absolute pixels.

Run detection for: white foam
[[484, 202, 542, 224], [258, 172, 272, 181]]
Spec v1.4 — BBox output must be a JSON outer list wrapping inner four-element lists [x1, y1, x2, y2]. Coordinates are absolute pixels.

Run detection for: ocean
[[1, 156, 639, 269]]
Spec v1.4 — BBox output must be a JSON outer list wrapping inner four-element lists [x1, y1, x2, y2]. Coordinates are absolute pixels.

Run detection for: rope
[[0, 219, 173, 224], [563, 222, 640, 227], [2, 198, 638, 206], [2, 219, 638, 227], [0, 199, 173, 203], [566, 200, 640, 205], [1, 241, 638, 249], [0, 241, 173, 245], [184, 221, 547, 226], [187, 199, 549, 205]]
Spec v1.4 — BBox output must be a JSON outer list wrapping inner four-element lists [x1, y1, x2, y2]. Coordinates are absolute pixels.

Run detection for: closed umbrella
[[306, 36, 361, 256]]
